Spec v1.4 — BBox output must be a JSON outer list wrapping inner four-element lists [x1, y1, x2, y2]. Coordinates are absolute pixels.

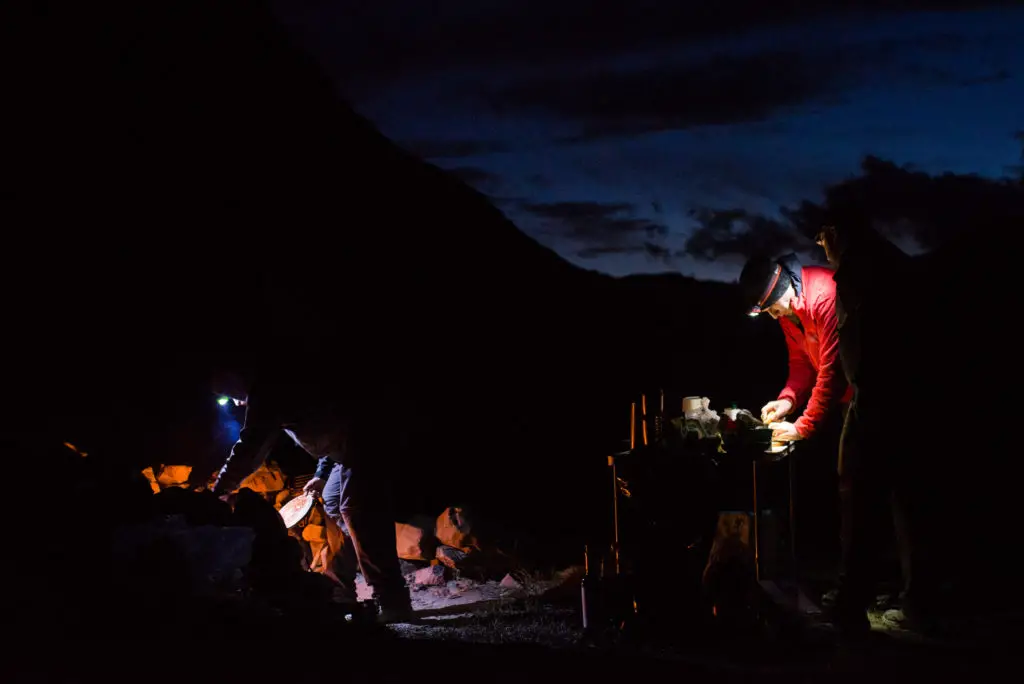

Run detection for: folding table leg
[[752, 460, 760, 583], [789, 453, 799, 606]]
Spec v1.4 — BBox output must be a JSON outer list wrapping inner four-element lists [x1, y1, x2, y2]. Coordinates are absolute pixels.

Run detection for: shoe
[[821, 600, 871, 636], [823, 588, 896, 612], [376, 605, 414, 624], [881, 607, 941, 636], [874, 592, 900, 611], [344, 599, 383, 625], [331, 585, 359, 607], [375, 592, 414, 625]]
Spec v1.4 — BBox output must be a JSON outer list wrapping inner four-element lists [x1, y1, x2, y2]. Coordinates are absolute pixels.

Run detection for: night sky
[[273, 1, 1023, 281]]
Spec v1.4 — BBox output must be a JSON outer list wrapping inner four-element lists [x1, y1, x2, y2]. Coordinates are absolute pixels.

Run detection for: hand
[[760, 399, 793, 424], [303, 476, 326, 499], [769, 421, 802, 442]]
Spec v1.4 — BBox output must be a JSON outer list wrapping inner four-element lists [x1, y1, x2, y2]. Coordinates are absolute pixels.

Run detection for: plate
[[279, 492, 315, 529]]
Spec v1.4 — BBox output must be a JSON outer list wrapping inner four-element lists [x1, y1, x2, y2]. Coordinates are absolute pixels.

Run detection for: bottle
[[581, 545, 595, 631], [722, 401, 740, 435]]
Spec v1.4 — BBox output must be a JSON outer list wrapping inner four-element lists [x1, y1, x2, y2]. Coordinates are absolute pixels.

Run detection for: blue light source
[[214, 396, 242, 444]]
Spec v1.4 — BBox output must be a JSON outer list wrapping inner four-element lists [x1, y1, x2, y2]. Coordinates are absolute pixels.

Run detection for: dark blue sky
[[273, 1, 1023, 281]]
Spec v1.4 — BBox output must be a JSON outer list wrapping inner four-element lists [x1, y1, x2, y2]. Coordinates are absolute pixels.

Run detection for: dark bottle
[[722, 401, 740, 434], [581, 545, 596, 631]]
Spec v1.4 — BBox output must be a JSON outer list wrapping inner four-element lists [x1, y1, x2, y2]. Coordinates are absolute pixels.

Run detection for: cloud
[[518, 200, 672, 261], [486, 21, 1016, 143], [785, 154, 1024, 250], [492, 50, 847, 142], [681, 208, 813, 263], [958, 69, 1011, 87], [400, 139, 508, 159], [273, 1, 1014, 92], [442, 165, 503, 188], [579, 242, 673, 263], [683, 153, 1024, 264], [521, 200, 666, 239]]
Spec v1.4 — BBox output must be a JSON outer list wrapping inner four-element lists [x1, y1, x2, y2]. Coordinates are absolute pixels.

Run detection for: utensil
[[278, 492, 316, 529]]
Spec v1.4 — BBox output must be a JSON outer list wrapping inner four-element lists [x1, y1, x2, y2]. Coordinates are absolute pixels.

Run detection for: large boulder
[[155, 465, 192, 489], [436, 506, 479, 551], [238, 462, 286, 494], [396, 516, 437, 561], [110, 515, 255, 596], [140, 467, 161, 494]]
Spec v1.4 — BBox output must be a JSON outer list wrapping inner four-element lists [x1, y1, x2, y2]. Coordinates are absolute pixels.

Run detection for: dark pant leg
[[333, 461, 406, 602], [837, 401, 891, 611], [792, 406, 844, 573], [322, 465, 359, 594], [890, 453, 942, 615]]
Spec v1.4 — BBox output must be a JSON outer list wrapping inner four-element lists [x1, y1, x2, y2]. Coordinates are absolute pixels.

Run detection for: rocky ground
[[9, 562, 1021, 684], [13, 463, 1016, 683], [362, 568, 1022, 679]]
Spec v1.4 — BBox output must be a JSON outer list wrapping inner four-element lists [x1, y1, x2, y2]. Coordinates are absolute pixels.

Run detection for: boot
[[375, 589, 414, 625], [881, 598, 943, 636], [820, 591, 871, 636]]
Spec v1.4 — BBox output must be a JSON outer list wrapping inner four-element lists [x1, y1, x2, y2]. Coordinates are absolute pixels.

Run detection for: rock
[[155, 465, 192, 489], [140, 467, 161, 494], [396, 520, 437, 561], [302, 524, 326, 543], [303, 540, 327, 573], [539, 565, 585, 600], [238, 462, 285, 494], [447, 547, 517, 581], [499, 573, 521, 590], [702, 511, 754, 586], [307, 505, 325, 526], [702, 511, 761, 622], [110, 516, 255, 595], [308, 541, 326, 571], [413, 565, 447, 586], [446, 579, 475, 596], [554, 565, 585, 585], [435, 506, 478, 551], [435, 545, 469, 569]]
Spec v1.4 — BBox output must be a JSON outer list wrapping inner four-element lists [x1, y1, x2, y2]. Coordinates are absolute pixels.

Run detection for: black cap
[[739, 255, 790, 316]]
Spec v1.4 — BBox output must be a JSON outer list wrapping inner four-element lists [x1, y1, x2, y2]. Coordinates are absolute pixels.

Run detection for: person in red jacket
[[740, 253, 851, 443]]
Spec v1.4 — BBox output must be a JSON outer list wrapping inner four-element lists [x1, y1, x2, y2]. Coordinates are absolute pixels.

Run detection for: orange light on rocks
[[63, 442, 87, 457]]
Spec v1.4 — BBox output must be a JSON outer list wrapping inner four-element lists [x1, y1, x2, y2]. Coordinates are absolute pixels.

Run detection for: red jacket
[[777, 265, 852, 438]]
